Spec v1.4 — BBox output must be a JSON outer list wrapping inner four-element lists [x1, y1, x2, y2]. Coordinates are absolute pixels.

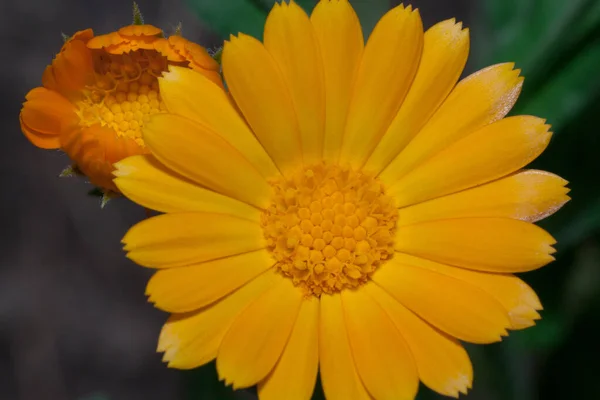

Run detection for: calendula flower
[[20, 23, 220, 192], [115, 1, 569, 398]]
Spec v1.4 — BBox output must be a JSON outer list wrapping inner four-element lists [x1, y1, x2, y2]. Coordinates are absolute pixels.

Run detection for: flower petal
[[159, 67, 279, 179], [388, 116, 552, 207], [217, 277, 303, 389], [223, 33, 302, 176], [397, 253, 543, 329], [342, 288, 419, 400], [319, 294, 371, 400], [264, 0, 325, 164], [143, 113, 272, 208], [339, 5, 423, 167], [311, 0, 363, 163], [397, 169, 570, 227], [114, 155, 261, 219], [365, 19, 469, 174], [20, 87, 78, 149], [373, 257, 511, 343], [365, 283, 472, 398], [395, 218, 556, 273], [381, 63, 523, 183], [147, 249, 275, 313], [123, 212, 265, 268], [158, 269, 280, 369], [258, 297, 319, 400]]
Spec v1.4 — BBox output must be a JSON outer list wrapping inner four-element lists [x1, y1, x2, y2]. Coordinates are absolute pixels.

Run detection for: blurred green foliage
[[183, 0, 600, 398]]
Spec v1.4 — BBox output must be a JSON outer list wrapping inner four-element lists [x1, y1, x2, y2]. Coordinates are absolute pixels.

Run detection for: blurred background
[[1, 0, 599, 399]]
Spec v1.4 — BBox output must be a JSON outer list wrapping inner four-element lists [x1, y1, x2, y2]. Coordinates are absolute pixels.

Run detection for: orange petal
[[158, 269, 280, 369], [396, 253, 543, 329], [365, 283, 472, 397], [163, 35, 222, 87], [319, 294, 371, 400], [52, 39, 95, 92], [217, 277, 303, 389], [342, 288, 419, 399], [122, 212, 265, 268], [395, 218, 556, 273], [258, 297, 319, 400], [373, 257, 511, 343], [381, 63, 523, 183], [340, 5, 424, 167], [388, 116, 552, 207], [398, 169, 570, 227], [146, 249, 275, 313], [20, 87, 78, 149], [365, 19, 469, 174]]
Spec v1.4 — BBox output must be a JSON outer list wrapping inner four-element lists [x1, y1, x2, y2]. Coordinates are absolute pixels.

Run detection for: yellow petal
[[365, 284, 472, 398], [381, 63, 523, 183], [397, 253, 543, 329], [258, 297, 319, 400], [147, 249, 275, 313], [158, 269, 280, 369], [365, 19, 469, 174], [373, 258, 511, 343], [123, 212, 265, 268], [223, 33, 302, 176], [311, 0, 363, 163], [339, 5, 423, 167], [159, 66, 279, 179], [342, 288, 419, 400], [389, 116, 552, 207], [143, 113, 272, 208], [264, 0, 325, 164], [114, 155, 261, 220], [395, 218, 556, 273], [217, 278, 303, 389], [397, 169, 570, 227], [319, 294, 371, 400]]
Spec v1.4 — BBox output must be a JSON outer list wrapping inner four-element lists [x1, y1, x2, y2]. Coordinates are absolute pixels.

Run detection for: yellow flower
[[115, 1, 570, 399], [20, 25, 221, 192]]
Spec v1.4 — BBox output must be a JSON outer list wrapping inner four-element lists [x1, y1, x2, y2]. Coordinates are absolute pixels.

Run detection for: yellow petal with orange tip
[[365, 19, 469, 174], [373, 258, 511, 343], [393, 253, 543, 330], [258, 297, 319, 400], [217, 277, 303, 389], [365, 283, 473, 398], [223, 33, 302, 176], [342, 287, 419, 400], [389, 116, 553, 207], [381, 63, 523, 183], [311, 0, 364, 164], [395, 218, 556, 273], [339, 4, 423, 168], [319, 294, 372, 400], [264, 0, 325, 164], [158, 269, 280, 369], [122, 212, 265, 268], [143, 113, 272, 209], [158, 67, 279, 180], [20, 87, 78, 149], [113, 155, 261, 219], [397, 169, 570, 227], [146, 249, 275, 313]]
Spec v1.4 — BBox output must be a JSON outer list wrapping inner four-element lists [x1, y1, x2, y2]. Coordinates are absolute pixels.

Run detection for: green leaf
[[132, 1, 144, 25], [185, 0, 268, 39]]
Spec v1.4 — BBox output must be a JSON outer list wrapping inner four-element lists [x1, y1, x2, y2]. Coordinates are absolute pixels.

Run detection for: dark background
[[1, 0, 599, 399]]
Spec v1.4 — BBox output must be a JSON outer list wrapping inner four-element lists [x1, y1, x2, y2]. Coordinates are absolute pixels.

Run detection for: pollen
[[262, 164, 399, 297], [75, 50, 169, 147]]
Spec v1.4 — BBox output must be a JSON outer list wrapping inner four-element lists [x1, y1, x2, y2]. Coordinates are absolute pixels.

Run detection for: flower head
[[20, 23, 220, 192], [116, 1, 569, 399]]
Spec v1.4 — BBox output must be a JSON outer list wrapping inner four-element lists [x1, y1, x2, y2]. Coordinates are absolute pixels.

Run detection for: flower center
[[262, 164, 398, 297], [76, 49, 169, 147]]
